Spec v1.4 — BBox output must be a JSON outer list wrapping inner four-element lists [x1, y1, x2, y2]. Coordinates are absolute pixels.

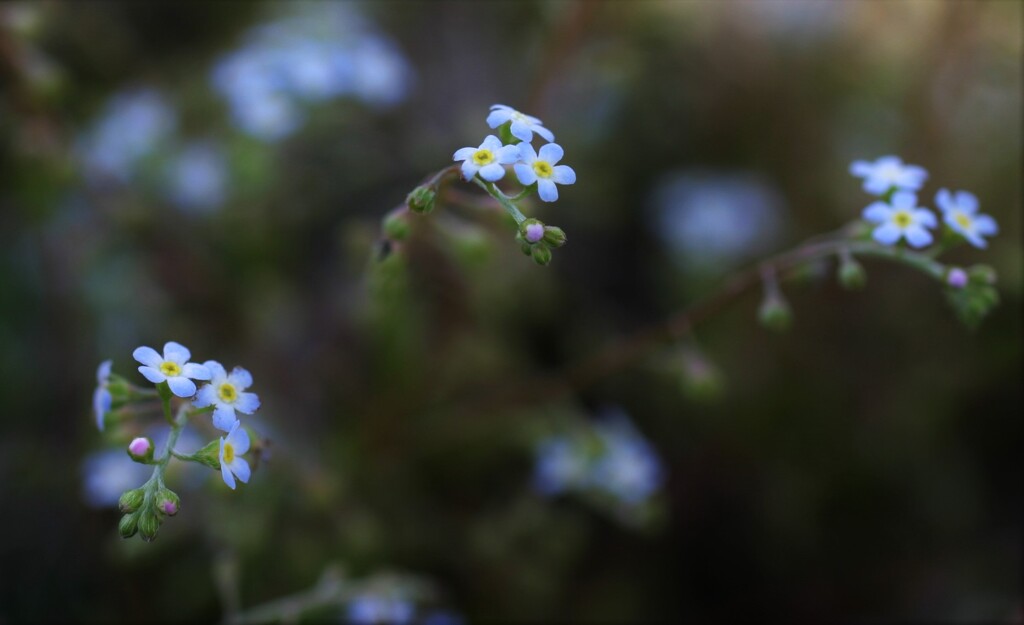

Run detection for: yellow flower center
[[955, 213, 972, 229], [223, 443, 235, 464], [472, 149, 494, 166], [218, 383, 238, 403], [533, 161, 553, 178], [159, 361, 182, 377], [893, 211, 912, 228]]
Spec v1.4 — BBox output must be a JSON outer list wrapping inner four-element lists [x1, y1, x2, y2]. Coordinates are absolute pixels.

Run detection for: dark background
[[0, 1, 1020, 622]]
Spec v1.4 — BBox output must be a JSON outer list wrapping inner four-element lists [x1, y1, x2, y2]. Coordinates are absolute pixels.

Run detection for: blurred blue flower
[[419, 611, 464, 625], [93, 359, 112, 432], [78, 88, 176, 182], [210, 4, 411, 142], [346, 593, 415, 625], [850, 155, 928, 195], [533, 436, 589, 496], [81, 449, 151, 508], [650, 172, 785, 271], [164, 141, 229, 212]]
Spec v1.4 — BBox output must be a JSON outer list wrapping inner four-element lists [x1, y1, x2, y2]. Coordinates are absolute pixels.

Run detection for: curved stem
[[473, 178, 527, 225]]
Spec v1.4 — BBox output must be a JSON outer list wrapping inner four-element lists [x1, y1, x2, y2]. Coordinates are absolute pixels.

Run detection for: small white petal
[[935, 188, 953, 213], [453, 147, 475, 161], [234, 392, 261, 415], [964, 232, 987, 249], [133, 346, 162, 368], [138, 366, 166, 384], [862, 202, 892, 223], [900, 166, 927, 189], [872, 223, 902, 245], [166, 376, 197, 398], [863, 178, 891, 195], [552, 165, 575, 185], [913, 209, 937, 228], [229, 458, 251, 484], [955, 190, 979, 214], [514, 163, 537, 186], [537, 179, 559, 202], [538, 143, 563, 165], [97, 360, 113, 383], [890, 191, 917, 210], [509, 120, 533, 142], [227, 423, 251, 454], [228, 367, 253, 390], [478, 162, 506, 181], [904, 225, 933, 248], [517, 143, 537, 163], [460, 160, 479, 181], [193, 384, 215, 408], [486, 108, 512, 128], [973, 214, 998, 236], [213, 406, 238, 432], [849, 160, 873, 177], [94, 388, 111, 431], [533, 125, 555, 142], [480, 135, 503, 152], [221, 461, 236, 490], [496, 145, 520, 164], [183, 362, 211, 380], [163, 341, 191, 365], [203, 360, 227, 381]]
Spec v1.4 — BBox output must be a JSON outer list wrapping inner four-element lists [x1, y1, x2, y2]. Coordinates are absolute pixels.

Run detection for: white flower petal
[[228, 367, 253, 390], [496, 145, 520, 164], [133, 346, 162, 368], [872, 223, 902, 246], [163, 341, 191, 365], [94, 387, 111, 431], [480, 135, 503, 151], [478, 162, 506, 182], [955, 190, 978, 214], [849, 160, 873, 177], [935, 188, 953, 213], [538, 143, 563, 165], [97, 360, 113, 383], [227, 423, 251, 454], [138, 366, 166, 384], [552, 165, 575, 185], [183, 362, 211, 380], [486, 108, 512, 128], [509, 120, 533, 142], [213, 406, 238, 432], [913, 209, 937, 228], [973, 214, 998, 236], [862, 202, 892, 223], [460, 160, 479, 181], [517, 143, 537, 163], [203, 360, 227, 381], [235, 392, 260, 415], [221, 461, 236, 490], [533, 125, 555, 143], [904, 225, 933, 248], [964, 232, 987, 249], [229, 458, 251, 484], [537, 179, 559, 202], [193, 384, 215, 408], [166, 376, 197, 398], [900, 166, 927, 189], [514, 163, 537, 186], [890, 191, 917, 210], [453, 147, 475, 161], [863, 178, 891, 195]]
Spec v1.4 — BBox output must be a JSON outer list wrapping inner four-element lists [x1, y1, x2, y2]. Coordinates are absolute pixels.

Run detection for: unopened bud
[[838, 255, 866, 290], [156, 488, 180, 516], [192, 439, 222, 470], [967, 264, 997, 286], [138, 508, 161, 542], [531, 244, 552, 266], [946, 267, 968, 289], [118, 512, 139, 539], [406, 185, 436, 215], [127, 437, 154, 463], [118, 488, 145, 514], [758, 293, 792, 332], [525, 223, 545, 244], [542, 226, 567, 248]]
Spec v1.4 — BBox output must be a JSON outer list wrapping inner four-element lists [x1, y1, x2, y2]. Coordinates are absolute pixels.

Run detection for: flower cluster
[[90, 340, 265, 541], [533, 409, 663, 524], [851, 155, 999, 250]]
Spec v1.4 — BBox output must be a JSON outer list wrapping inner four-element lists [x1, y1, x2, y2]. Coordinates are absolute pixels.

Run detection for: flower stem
[[474, 178, 528, 225]]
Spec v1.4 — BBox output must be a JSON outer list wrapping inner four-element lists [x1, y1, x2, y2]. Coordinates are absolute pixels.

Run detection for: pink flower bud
[[128, 437, 151, 457], [947, 267, 968, 289], [160, 500, 178, 516], [525, 223, 544, 244]]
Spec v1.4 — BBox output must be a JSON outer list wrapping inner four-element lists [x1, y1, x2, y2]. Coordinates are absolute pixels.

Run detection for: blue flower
[[590, 416, 663, 506], [93, 359, 113, 431], [533, 436, 589, 496], [219, 421, 251, 490], [935, 189, 998, 249], [486, 104, 554, 143], [849, 155, 928, 195], [193, 361, 261, 432], [862, 191, 937, 248], [79, 88, 175, 182], [133, 341, 212, 398], [346, 594, 414, 625], [452, 135, 519, 182], [513, 143, 576, 202], [165, 142, 228, 212]]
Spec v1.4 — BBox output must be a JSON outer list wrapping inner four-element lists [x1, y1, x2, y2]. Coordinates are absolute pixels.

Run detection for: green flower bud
[[758, 293, 792, 332], [542, 226, 567, 248], [382, 211, 411, 241], [967, 264, 997, 286], [520, 242, 533, 256], [192, 439, 222, 470], [838, 256, 866, 290], [531, 244, 552, 266], [118, 488, 145, 514], [406, 185, 436, 215], [118, 512, 139, 539], [680, 350, 723, 403], [138, 508, 161, 542], [156, 488, 180, 517]]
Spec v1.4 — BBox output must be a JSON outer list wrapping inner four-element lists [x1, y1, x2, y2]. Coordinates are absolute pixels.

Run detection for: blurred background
[[0, 1, 1021, 622]]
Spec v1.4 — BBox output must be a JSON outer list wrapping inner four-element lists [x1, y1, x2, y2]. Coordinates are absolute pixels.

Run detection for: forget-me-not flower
[[514, 143, 576, 202], [452, 135, 519, 182], [193, 361, 261, 432], [486, 104, 554, 143], [935, 189, 998, 249], [93, 359, 113, 431], [533, 436, 590, 496], [849, 156, 928, 195], [590, 417, 663, 506], [219, 421, 251, 490], [133, 341, 212, 398], [862, 191, 937, 248], [165, 141, 228, 212], [346, 593, 415, 625]]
